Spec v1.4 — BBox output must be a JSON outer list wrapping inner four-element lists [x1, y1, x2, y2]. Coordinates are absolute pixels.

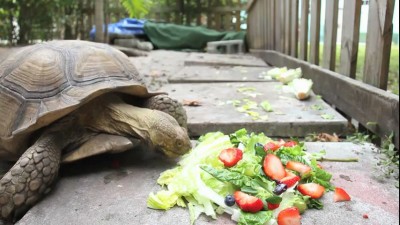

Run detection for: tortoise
[[0, 40, 191, 222]]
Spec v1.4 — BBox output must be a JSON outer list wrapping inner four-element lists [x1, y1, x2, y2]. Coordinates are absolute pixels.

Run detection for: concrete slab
[[15, 142, 399, 225], [169, 66, 274, 83], [184, 53, 268, 67], [159, 82, 348, 137]]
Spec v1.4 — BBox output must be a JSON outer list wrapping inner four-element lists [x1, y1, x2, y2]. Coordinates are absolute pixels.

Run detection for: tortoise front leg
[[142, 95, 188, 129], [0, 118, 87, 223], [0, 133, 63, 222]]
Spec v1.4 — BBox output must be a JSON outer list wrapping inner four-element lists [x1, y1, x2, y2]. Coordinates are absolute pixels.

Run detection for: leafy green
[[148, 129, 336, 225], [306, 198, 324, 210], [238, 211, 273, 225], [260, 100, 273, 112], [321, 114, 335, 120]]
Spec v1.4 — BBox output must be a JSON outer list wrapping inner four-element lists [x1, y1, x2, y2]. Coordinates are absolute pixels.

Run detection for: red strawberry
[[297, 183, 325, 199], [264, 142, 281, 151], [218, 148, 243, 167], [277, 207, 301, 225], [334, 187, 351, 202], [233, 191, 264, 213], [285, 170, 297, 177], [263, 154, 286, 180], [267, 202, 280, 210], [286, 161, 311, 175], [280, 175, 300, 188], [283, 140, 298, 147]]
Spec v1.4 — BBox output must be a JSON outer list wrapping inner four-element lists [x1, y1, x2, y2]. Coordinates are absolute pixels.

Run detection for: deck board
[[169, 66, 273, 83], [16, 142, 399, 225], [160, 82, 348, 137], [184, 52, 269, 67]]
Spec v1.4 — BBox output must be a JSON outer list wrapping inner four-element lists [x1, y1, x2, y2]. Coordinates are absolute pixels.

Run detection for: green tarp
[[143, 21, 246, 51]]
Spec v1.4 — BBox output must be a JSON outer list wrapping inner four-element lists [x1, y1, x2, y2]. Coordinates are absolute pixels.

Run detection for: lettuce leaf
[[238, 211, 273, 225]]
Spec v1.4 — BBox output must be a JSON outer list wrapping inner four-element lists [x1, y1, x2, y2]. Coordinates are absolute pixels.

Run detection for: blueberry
[[273, 183, 288, 195], [224, 195, 236, 206]]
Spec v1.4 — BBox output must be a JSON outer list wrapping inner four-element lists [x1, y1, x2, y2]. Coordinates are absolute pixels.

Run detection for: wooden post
[[339, 0, 362, 78], [363, 0, 395, 90], [95, 0, 104, 43], [284, 0, 291, 55], [322, 0, 338, 70], [268, 0, 276, 50], [309, 0, 321, 65], [299, 0, 309, 60], [290, 0, 299, 57], [274, 0, 283, 52]]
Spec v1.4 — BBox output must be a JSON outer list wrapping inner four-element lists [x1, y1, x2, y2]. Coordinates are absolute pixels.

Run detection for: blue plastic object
[[90, 18, 146, 40]]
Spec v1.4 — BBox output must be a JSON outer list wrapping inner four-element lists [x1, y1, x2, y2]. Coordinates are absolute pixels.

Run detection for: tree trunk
[[95, 0, 105, 42]]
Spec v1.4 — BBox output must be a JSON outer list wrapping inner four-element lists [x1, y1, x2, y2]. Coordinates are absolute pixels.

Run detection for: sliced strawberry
[[280, 175, 300, 188], [277, 207, 301, 225], [264, 141, 281, 151], [263, 154, 286, 180], [286, 161, 311, 175], [334, 187, 351, 202], [218, 148, 243, 167], [285, 170, 297, 177], [233, 191, 264, 213], [283, 140, 298, 147], [297, 183, 325, 199], [267, 202, 280, 210]]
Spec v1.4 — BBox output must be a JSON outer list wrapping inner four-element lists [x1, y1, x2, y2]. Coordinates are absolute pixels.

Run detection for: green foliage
[[345, 132, 375, 144], [120, 0, 152, 18], [375, 133, 399, 188]]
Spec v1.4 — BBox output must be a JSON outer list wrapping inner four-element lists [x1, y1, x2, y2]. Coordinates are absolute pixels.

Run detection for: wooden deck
[[131, 50, 348, 138], [6, 50, 398, 225]]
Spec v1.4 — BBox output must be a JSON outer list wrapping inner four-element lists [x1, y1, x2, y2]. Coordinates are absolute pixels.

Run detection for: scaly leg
[[0, 120, 86, 222], [142, 95, 188, 129]]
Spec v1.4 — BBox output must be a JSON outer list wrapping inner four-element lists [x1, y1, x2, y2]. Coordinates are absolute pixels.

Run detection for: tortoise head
[[149, 111, 192, 158]]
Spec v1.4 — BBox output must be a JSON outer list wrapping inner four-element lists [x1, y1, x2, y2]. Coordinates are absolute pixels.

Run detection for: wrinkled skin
[[0, 94, 191, 223]]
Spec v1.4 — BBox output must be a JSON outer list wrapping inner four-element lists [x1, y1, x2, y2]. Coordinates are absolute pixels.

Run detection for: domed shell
[[0, 40, 156, 154]]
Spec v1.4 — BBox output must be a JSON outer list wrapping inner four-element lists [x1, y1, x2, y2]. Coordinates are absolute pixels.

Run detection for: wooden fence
[[246, 0, 399, 148], [147, 0, 246, 31]]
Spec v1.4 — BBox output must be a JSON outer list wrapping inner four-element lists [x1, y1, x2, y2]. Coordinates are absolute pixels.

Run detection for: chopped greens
[[147, 129, 337, 225]]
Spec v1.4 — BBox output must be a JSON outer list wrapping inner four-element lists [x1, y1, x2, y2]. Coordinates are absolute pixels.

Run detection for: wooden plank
[[16, 142, 400, 225], [246, 0, 256, 11], [251, 49, 400, 149], [363, 0, 395, 90], [290, 0, 299, 57], [169, 66, 273, 83], [309, 0, 321, 65], [161, 82, 347, 137], [284, 0, 291, 55], [268, 0, 276, 50], [184, 52, 268, 67], [299, 0, 309, 60], [274, 0, 283, 51], [322, 0, 338, 70], [235, 10, 241, 31], [280, 0, 286, 52], [339, 0, 362, 78]]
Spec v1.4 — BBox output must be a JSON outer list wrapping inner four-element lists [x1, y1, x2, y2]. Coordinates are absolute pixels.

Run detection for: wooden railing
[[246, 0, 399, 148], [147, 0, 246, 31]]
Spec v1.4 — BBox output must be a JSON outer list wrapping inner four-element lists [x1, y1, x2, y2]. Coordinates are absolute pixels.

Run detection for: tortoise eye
[[176, 140, 183, 147]]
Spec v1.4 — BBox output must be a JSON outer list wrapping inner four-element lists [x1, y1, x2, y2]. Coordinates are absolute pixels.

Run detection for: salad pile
[[147, 129, 351, 225]]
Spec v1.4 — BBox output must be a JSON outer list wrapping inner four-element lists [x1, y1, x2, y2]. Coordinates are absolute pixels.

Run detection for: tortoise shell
[[0, 40, 156, 159]]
